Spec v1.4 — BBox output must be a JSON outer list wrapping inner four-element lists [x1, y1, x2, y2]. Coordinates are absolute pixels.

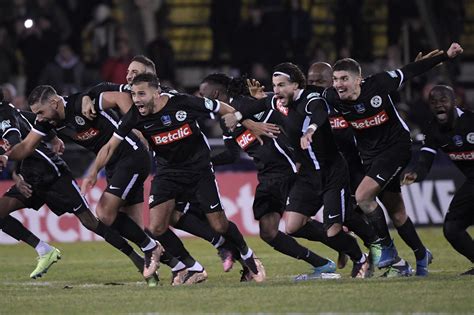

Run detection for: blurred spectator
[[16, 15, 58, 95], [35, 0, 72, 41], [1, 83, 17, 104], [146, 35, 176, 85], [333, 0, 372, 61], [285, 0, 312, 70], [82, 3, 119, 67], [0, 27, 18, 83], [210, 0, 242, 66], [39, 43, 85, 95], [101, 39, 133, 84]]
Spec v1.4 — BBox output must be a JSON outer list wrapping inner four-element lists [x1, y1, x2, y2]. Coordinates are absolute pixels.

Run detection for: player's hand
[[81, 171, 98, 195], [81, 95, 96, 120], [247, 79, 267, 99], [50, 136, 65, 155], [242, 119, 279, 145], [300, 128, 315, 150], [415, 49, 444, 62], [447, 42, 463, 58], [14, 174, 33, 198], [401, 172, 418, 185], [222, 113, 240, 131], [132, 129, 149, 151]]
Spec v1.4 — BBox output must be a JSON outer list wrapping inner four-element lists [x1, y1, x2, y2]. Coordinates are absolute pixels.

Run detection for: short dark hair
[[201, 73, 232, 88], [131, 55, 156, 74], [273, 62, 306, 89], [430, 85, 455, 101], [333, 58, 361, 76], [131, 73, 160, 89], [28, 85, 58, 106]]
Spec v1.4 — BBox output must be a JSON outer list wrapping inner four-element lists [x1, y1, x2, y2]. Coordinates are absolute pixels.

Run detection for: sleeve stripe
[[99, 93, 104, 111], [31, 127, 47, 137], [113, 132, 124, 140], [397, 69, 404, 89], [421, 147, 437, 154], [2, 128, 21, 138], [214, 100, 221, 113]]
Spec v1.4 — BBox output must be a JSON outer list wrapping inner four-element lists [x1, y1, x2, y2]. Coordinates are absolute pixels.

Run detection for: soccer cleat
[[240, 266, 252, 282], [294, 260, 339, 281], [381, 261, 413, 278], [415, 249, 433, 276], [143, 242, 164, 279], [171, 268, 188, 286], [145, 272, 160, 287], [183, 269, 208, 285], [378, 240, 398, 269], [351, 254, 370, 278], [30, 247, 61, 279], [460, 267, 474, 276], [217, 247, 235, 272], [337, 252, 349, 269], [245, 255, 266, 283], [367, 242, 382, 276]]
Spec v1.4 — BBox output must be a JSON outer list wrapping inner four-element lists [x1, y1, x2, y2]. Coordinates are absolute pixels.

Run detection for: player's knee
[[326, 223, 342, 238], [210, 219, 228, 234], [260, 226, 278, 243], [149, 221, 168, 236]]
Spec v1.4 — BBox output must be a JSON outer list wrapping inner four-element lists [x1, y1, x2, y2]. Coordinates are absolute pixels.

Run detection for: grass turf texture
[[0, 227, 472, 314]]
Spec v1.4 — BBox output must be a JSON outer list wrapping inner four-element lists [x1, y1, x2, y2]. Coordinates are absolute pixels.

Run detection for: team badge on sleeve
[[370, 95, 382, 108], [466, 132, 474, 144], [204, 98, 214, 111], [0, 119, 11, 132], [175, 110, 187, 122]]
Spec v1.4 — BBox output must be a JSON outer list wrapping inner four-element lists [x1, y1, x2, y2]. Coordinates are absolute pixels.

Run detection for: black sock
[[96, 221, 134, 256], [111, 212, 150, 248], [288, 219, 326, 242], [396, 217, 426, 260], [268, 231, 328, 267], [160, 251, 181, 269], [345, 209, 378, 247], [444, 220, 474, 263], [154, 228, 195, 267], [129, 251, 145, 272], [1, 215, 40, 248], [222, 220, 249, 255], [365, 205, 392, 246], [326, 230, 363, 262], [175, 213, 222, 246]]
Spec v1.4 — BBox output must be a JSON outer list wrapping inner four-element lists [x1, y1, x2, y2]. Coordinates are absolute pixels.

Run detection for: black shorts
[[4, 173, 89, 216], [253, 173, 296, 220], [364, 143, 411, 193], [287, 155, 351, 226], [149, 166, 223, 213], [105, 149, 150, 206], [445, 180, 474, 224]]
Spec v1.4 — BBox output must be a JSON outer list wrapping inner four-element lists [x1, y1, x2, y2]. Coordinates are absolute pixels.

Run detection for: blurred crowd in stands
[[0, 0, 469, 168]]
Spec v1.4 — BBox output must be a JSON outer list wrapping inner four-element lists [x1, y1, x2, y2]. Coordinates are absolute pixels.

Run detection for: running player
[[401, 85, 473, 276]]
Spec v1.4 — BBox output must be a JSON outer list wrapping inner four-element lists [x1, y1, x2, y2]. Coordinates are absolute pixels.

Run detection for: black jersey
[[421, 108, 474, 180], [217, 95, 297, 177], [31, 93, 143, 165], [0, 102, 69, 185], [239, 86, 340, 171], [115, 92, 220, 171], [324, 70, 412, 164]]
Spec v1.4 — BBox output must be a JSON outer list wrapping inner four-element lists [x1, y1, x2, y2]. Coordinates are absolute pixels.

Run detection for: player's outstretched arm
[[82, 91, 133, 119], [81, 136, 122, 194]]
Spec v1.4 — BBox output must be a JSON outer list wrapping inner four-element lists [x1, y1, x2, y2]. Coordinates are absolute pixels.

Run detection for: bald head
[[428, 85, 456, 125], [307, 62, 333, 88]]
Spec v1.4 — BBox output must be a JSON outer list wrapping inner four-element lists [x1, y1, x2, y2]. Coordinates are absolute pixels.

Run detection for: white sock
[[171, 261, 186, 272], [35, 241, 52, 256], [240, 248, 253, 260], [357, 254, 367, 264], [141, 239, 156, 252], [187, 261, 204, 272]]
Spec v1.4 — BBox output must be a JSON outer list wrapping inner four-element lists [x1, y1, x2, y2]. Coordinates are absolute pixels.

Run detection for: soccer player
[[307, 62, 381, 271], [224, 63, 371, 278], [401, 85, 473, 276], [322, 42, 463, 275], [0, 94, 157, 283], [82, 73, 275, 282], [83, 55, 237, 281], [0, 85, 166, 283], [200, 73, 342, 280]]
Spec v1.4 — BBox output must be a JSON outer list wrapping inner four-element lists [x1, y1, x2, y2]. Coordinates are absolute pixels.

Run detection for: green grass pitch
[[1, 227, 473, 314]]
